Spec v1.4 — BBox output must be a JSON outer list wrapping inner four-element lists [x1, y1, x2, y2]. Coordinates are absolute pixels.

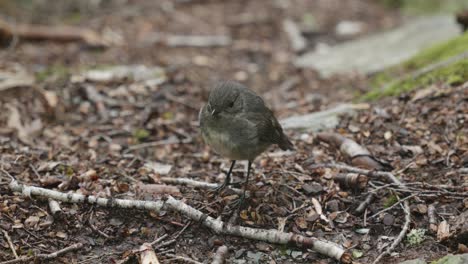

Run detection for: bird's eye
[[228, 101, 234, 108]]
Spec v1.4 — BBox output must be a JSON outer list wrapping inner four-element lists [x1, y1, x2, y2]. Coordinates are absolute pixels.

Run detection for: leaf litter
[[0, 1, 466, 264]]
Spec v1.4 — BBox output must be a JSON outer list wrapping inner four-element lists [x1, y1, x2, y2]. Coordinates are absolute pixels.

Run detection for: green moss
[[383, 194, 399, 208], [403, 33, 468, 71], [362, 33, 468, 100], [133, 128, 150, 142], [431, 254, 468, 264], [35, 64, 70, 82], [379, 0, 468, 15], [363, 60, 468, 100]]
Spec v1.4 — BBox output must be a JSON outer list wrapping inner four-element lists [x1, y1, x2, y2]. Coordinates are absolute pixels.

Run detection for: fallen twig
[[88, 211, 112, 239], [8, 179, 349, 263], [9, 180, 165, 211], [124, 136, 192, 153], [160, 177, 245, 195], [1, 229, 18, 259], [309, 163, 401, 185], [1, 242, 83, 264], [0, 19, 107, 48], [165, 197, 347, 261], [149, 234, 169, 246], [48, 199, 62, 215], [334, 173, 368, 190], [139, 243, 160, 264], [153, 239, 175, 250], [164, 254, 203, 264], [428, 203, 438, 233], [211, 245, 228, 264], [309, 163, 410, 264], [0, 71, 34, 92], [147, 34, 231, 47], [316, 133, 390, 170], [368, 193, 417, 220], [355, 193, 374, 214]]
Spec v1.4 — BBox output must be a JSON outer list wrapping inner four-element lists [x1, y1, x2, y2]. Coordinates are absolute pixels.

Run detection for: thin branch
[[7, 179, 349, 263], [368, 193, 417, 220], [164, 254, 203, 264], [309, 163, 410, 264], [124, 136, 192, 153], [9, 180, 165, 211], [160, 177, 245, 195], [1, 229, 18, 259], [309, 163, 402, 185], [1, 243, 83, 264], [372, 203, 411, 264], [149, 234, 169, 247], [355, 193, 374, 214], [164, 196, 347, 262]]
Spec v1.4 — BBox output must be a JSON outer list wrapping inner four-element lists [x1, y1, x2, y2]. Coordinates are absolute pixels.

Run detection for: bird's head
[[207, 81, 244, 116]]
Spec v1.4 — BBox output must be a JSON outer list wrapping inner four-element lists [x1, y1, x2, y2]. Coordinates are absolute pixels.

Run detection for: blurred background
[[1, 0, 466, 116]]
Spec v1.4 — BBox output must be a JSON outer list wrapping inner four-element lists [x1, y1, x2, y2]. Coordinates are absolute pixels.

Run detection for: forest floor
[[0, 1, 467, 263]]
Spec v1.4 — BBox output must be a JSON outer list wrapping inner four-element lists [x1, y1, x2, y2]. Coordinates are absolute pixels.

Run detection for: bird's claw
[[229, 193, 246, 209], [213, 181, 229, 194]]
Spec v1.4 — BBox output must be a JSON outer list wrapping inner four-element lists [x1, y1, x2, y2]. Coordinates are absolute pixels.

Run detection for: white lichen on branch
[[8, 179, 349, 263]]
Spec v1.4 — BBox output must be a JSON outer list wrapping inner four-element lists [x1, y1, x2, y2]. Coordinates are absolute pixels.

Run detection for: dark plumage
[[199, 81, 294, 205]]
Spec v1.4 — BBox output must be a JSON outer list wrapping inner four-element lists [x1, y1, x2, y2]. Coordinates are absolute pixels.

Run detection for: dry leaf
[[144, 162, 173, 175], [437, 220, 450, 241], [6, 103, 42, 144]]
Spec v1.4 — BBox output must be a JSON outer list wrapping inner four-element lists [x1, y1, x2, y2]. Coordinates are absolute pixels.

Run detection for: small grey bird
[[199, 81, 294, 204]]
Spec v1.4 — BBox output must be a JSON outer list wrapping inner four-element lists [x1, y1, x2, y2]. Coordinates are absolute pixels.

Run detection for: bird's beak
[[211, 109, 216, 116]]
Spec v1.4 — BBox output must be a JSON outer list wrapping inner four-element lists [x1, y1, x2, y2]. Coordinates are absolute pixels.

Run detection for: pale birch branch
[[164, 196, 347, 262], [160, 177, 245, 195], [139, 243, 160, 264], [9, 180, 165, 211], [48, 199, 62, 215], [8, 179, 349, 263], [211, 245, 229, 264]]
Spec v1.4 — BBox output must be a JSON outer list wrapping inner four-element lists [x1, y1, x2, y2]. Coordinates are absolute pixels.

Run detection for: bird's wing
[[241, 111, 283, 145], [241, 108, 294, 150]]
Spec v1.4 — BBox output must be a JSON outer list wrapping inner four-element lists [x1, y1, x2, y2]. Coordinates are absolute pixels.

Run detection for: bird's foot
[[228, 192, 247, 210], [213, 181, 230, 194]]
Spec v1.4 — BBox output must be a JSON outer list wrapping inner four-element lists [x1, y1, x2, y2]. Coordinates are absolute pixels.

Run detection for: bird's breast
[[201, 115, 269, 160], [202, 123, 239, 159]]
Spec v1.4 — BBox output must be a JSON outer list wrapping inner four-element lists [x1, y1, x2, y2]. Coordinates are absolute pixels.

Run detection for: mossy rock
[[430, 254, 468, 264], [379, 0, 468, 15], [362, 32, 468, 100], [400, 259, 426, 264]]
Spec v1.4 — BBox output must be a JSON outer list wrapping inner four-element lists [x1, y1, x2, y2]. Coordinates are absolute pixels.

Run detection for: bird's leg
[[214, 160, 236, 193], [231, 160, 252, 209]]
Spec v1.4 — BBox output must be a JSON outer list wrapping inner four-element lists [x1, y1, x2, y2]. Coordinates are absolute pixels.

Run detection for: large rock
[[294, 16, 461, 77]]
